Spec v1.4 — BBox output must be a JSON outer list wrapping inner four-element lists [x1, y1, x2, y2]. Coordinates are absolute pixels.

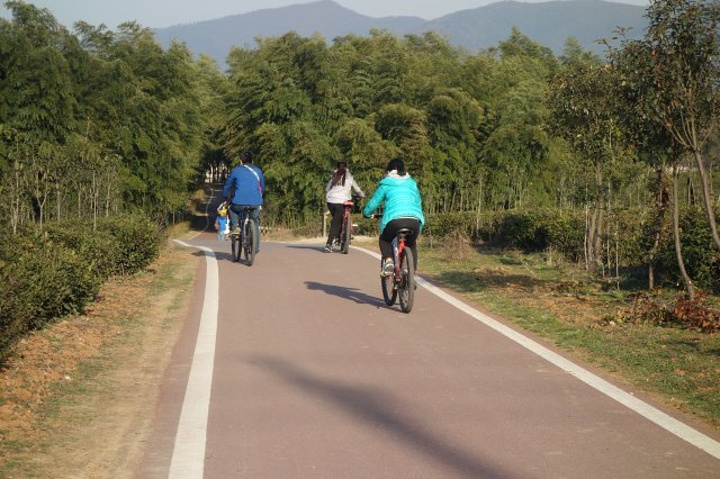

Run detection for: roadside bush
[[0, 228, 99, 361], [353, 215, 377, 237], [616, 208, 653, 268], [46, 221, 121, 280], [96, 215, 165, 275], [496, 211, 543, 249], [537, 212, 585, 262], [424, 212, 476, 238], [0, 214, 166, 362], [493, 210, 584, 261], [655, 207, 720, 291]]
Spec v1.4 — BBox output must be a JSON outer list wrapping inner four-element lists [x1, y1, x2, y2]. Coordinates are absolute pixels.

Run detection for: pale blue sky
[[1, 0, 649, 29]]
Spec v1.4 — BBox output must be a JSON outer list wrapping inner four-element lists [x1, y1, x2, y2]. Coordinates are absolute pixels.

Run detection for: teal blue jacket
[[363, 173, 425, 234]]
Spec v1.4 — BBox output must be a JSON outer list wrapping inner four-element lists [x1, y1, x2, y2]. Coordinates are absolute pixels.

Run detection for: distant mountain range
[[154, 0, 648, 67]]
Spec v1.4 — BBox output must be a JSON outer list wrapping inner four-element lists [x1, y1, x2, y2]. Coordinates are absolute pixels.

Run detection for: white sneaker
[[381, 260, 395, 277]]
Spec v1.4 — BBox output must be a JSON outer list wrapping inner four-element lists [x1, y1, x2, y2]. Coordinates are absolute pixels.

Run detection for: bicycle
[[381, 227, 416, 314], [230, 206, 259, 266], [338, 200, 356, 255]]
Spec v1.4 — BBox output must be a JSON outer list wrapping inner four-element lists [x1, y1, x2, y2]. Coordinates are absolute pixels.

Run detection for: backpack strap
[[243, 165, 262, 195]]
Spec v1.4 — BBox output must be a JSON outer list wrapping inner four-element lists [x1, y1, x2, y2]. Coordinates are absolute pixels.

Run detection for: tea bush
[[655, 207, 720, 291], [96, 215, 165, 275], [0, 215, 165, 362]]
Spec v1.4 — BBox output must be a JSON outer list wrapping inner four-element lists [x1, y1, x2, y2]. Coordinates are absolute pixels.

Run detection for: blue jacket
[[363, 173, 425, 234], [222, 164, 265, 206]]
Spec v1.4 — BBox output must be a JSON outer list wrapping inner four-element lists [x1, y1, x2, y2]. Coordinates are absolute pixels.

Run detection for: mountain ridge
[[154, 0, 647, 67]]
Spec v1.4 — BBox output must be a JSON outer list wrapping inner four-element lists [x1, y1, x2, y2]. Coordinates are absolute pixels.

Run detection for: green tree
[[550, 62, 627, 269], [641, 0, 720, 255]]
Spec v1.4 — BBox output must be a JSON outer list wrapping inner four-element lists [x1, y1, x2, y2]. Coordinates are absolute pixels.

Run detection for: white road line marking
[[168, 241, 219, 478], [354, 245, 720, 460]]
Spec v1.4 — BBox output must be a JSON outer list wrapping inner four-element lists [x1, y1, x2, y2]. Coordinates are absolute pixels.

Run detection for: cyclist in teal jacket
[[363, 157, 425, 276]]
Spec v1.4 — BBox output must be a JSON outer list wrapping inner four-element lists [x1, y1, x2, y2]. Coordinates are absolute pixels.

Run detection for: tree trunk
[[647, 168, 670, 290], [584, 205, 590, 270], [672, 169, 694, 299], [692, 149, 720, 254]]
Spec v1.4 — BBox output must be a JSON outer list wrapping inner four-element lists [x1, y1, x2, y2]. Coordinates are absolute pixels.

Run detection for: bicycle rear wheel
[[230, 233, 240, 262], [381, 259, 397, 306], [243, 220, 255, 266], [341, 214, 351, 254], [398, 248, 415, 313]]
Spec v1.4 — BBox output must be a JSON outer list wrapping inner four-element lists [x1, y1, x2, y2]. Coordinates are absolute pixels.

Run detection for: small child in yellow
[[215, 201, 230, 241]]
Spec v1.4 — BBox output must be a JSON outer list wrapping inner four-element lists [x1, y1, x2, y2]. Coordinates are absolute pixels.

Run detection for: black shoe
[[324, 245, 333, 253]]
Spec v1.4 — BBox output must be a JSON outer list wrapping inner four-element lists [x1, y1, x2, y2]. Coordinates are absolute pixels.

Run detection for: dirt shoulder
[[0, 241, 199, 478]]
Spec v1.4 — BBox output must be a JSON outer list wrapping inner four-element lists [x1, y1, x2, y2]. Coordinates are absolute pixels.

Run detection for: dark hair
[[240, 150, 254, 164], [331, 161, 347, 187], [386, 157, 406, 175]]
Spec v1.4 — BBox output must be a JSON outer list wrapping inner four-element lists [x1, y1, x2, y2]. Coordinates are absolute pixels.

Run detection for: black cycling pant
[[380, 218, 421, 270], [326, 203, 345, 246]]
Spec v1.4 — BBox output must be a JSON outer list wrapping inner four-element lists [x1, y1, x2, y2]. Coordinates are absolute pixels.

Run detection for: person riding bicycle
[[325, 160, 365, 253], [362, 157, 425, 276], [222, 150, 265, 252]]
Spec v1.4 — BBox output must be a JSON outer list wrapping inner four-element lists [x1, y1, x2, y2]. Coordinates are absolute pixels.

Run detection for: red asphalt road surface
[[137, 229, 720, 478]]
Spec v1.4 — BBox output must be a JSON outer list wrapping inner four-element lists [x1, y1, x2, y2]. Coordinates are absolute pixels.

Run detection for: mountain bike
[[230, 206, 259, 266], [338, 200, 356, 254], [381, 227, 416, 313]]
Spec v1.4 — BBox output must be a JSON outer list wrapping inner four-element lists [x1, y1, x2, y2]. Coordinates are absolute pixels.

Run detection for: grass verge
[[0, 242, 198, 478]]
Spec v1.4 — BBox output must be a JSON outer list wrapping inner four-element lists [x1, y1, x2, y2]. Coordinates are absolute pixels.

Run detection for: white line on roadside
[[354, 245, 720, 461], [168, 241, 219, 478]]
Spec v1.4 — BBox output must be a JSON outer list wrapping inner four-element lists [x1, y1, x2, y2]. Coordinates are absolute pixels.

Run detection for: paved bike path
[[139, 231, 720, 478]]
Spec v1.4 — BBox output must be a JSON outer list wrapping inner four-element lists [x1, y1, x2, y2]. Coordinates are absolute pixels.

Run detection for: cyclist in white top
[[324, 161, 365, 252]]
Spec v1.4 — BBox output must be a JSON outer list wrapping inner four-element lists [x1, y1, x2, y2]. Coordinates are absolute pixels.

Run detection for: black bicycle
[[381, 227, 416, 313], [230, 207, 259, 266]]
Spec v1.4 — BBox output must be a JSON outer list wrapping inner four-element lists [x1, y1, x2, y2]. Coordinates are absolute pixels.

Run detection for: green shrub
[[96, 215, 165, 275], [0, 228, 99, 361], [0, 214, 166, 362], [46, 221, 121, 280], [541, 212, 585, 262], [497, 212, 543, 250], [491, 210, 584, 260], [424, 212, 476, 238], [655, 207, 720, 291]]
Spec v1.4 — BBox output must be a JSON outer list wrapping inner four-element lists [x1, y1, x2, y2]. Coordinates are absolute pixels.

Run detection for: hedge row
[[0, 215, 165, 362], [423, 207, 720, 291], [423, 210, 585, 261]]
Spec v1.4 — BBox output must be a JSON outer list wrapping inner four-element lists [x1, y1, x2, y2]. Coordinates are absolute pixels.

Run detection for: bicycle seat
[[343, 201, 354, 207], [396, 228, 414, 237]]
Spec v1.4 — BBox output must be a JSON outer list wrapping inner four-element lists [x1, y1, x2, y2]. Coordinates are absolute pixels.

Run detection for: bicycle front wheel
[[341, 214, 351, 254], [243, 220, 255, 266], [398, 248, 415, 313]]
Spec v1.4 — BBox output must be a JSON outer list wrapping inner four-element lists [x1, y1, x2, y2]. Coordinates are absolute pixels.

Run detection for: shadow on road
[[188, 247, 257, 266], [305, 281, 386, 308], [250, 356, 508, 478], [285, 244, 327, 253]]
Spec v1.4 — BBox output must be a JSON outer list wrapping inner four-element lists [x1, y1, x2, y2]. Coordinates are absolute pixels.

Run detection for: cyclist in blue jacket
[[222, 151, 265, 252], [363, 157, 425, 276]]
